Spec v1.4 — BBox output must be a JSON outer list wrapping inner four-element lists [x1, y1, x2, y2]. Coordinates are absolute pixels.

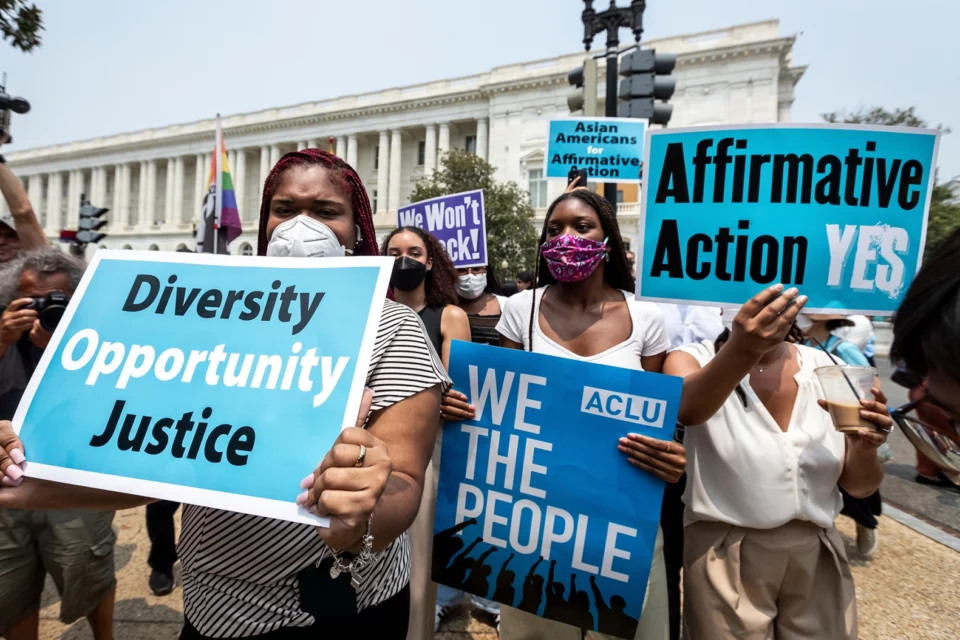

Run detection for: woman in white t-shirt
[[496, 188, 686, 640], [662, 286, 893, 640]]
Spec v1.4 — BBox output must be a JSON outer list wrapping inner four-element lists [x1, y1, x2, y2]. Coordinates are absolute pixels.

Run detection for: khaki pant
[[407, 437, 442, 640], [682, 520, 857, 640], [499, 528, 668, 640], [0, 508, 117, 632]]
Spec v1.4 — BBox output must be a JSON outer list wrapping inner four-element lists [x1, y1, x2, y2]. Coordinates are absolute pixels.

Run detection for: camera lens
[[39, 306, 65, 332]]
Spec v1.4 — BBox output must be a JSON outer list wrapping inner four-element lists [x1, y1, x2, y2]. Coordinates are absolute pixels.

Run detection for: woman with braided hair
[[0, 149, 450, 639], [495, 186, 684, 639]]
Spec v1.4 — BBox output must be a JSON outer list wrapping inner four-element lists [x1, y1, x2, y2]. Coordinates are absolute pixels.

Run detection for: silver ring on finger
[[666, 442, 671, 454], [354, 444, 367, 467]]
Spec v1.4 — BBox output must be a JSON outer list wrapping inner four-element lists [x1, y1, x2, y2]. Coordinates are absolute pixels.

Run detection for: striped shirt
[[178, 300, 449, 637]]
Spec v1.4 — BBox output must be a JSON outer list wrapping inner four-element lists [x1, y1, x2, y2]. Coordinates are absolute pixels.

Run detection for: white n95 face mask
[[794, 313, 813, 333], [266, 216, 356, 258], [457, 273, 487, 299]]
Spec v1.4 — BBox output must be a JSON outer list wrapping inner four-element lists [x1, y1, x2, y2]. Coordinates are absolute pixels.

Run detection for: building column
[[96, 167, 107, 204], [194, 154, 206, 217], [112, 165, 124, 226], [376, 131, 389, 215], [46, 172, 62, 233], [424, 124, 437, 173], [297, 141, 307, 151], [438, 123, 451, 157], [269, 145, 280, 168], [259, 146, 271, 205], [347, 134, 358, 169], [137, 162, 148, 227], [307, 139, 318, 150], [234, 149, 246, 221], [334, 136, 345, 159], [164, 158, 176, 225], [27, 175, 43, 229], [146, 160, 158, 225], [388, 129, 402, 212], [476, 118, 488, 160], [173, 156, 185, 225], [66, 170, 80, 228]]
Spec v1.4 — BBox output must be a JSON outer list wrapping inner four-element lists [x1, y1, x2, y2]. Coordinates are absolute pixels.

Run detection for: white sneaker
[[435, 604, 455, 632], [856, 524, 879, 558]]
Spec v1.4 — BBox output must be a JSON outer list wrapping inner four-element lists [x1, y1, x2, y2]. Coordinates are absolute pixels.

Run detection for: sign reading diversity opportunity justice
[[397, 189, 487, 268], [433, 341, 681, 638], [546, 117, 647, 182], [13, 251, 392, 525], [637, 124, 941, 313]]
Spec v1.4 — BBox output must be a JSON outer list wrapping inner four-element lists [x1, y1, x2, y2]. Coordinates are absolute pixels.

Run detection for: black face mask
[[391, 256, 427, 291]]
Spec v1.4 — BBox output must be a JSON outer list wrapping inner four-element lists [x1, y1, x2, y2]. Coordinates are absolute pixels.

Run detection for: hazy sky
[[4, 0, 957, 177]]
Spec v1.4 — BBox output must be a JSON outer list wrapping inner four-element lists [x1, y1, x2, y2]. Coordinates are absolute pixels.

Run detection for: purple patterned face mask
[[540, 234, 609, 282]]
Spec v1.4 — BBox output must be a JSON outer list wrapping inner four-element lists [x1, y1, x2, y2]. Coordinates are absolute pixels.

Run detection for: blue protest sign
[[545, 117, 647, 182], [397, 189, 487, 268], [433, 341, 681, 638], [13, 251, 392, 525], [637, 124, 941, 314]]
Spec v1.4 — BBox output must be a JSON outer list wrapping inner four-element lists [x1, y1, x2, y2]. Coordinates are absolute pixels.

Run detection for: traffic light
[[567, 57, 598, 116], [77, 201, 109, 245], [618, 49, 676, 125]]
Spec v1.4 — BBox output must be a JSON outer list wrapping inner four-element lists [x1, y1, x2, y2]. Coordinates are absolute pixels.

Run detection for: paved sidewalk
[[36, 507, 959, 639]]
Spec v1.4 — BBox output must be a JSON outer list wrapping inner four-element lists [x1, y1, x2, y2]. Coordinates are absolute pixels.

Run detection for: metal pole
[[603, 44, 619, 211]]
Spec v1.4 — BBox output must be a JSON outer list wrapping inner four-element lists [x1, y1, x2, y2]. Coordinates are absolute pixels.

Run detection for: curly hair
[[256, 149, 378, 257], [0, 248, 85, 308], [382, 226, 459, 307]]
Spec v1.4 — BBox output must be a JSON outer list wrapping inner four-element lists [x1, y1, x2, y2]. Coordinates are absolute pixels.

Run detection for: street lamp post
[[579, 1, 646, 210]]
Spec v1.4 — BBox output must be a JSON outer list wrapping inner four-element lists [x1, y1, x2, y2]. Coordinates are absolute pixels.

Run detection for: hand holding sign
[[298, 387, 393, 550], [617, 434, 686, 483]]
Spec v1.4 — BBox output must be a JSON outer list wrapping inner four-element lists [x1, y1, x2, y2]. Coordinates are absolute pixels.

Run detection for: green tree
[[1, 1, 42, 52], [409, 150, 539, 281], [822, 106, 959, 257]]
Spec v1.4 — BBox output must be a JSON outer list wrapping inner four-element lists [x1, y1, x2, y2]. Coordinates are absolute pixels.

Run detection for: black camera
[[0, 78, 30, 143], [24, 292, 70, 332]]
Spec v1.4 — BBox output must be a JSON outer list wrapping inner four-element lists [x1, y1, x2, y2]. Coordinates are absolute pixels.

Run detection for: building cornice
[[7, 26, 798, 168]]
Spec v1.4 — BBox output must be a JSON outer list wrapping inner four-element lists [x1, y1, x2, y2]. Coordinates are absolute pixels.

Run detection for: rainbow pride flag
[[197, 115, 243, 253]]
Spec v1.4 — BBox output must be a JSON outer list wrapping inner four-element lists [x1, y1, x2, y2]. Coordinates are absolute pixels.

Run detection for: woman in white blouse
[[663, 285, 893, 640]]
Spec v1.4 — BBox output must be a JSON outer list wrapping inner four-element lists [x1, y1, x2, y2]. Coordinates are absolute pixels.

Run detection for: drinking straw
[[809, 336, 864, 400]]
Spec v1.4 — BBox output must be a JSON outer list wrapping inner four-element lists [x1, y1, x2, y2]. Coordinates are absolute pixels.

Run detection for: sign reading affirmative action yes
[[14, 251, 392, 525], [637, 124, 940, 313]]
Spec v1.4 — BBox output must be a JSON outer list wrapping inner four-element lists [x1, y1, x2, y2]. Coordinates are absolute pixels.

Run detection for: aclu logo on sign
[[580, 386, 666, 428]]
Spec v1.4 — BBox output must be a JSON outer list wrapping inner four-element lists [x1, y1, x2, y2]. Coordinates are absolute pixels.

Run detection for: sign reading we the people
[[397, 189, 487, 268], [545, 117, 647, 183], [13, 251, 392, 525], [433, 341, 681, 638], [637, 124, 941, 313]]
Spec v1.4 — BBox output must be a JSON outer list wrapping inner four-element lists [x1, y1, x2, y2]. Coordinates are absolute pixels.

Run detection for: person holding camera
[[0, 248, 117, 640], [0, 133, 48, 264]]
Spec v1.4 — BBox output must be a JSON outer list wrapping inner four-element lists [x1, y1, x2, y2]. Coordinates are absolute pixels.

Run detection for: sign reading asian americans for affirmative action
[[545, 117, 647, 182], [637, 124, 940, 314], [13, 251, 392, 525], [433, 341, 681, 638], [397, 189, 487, 268]]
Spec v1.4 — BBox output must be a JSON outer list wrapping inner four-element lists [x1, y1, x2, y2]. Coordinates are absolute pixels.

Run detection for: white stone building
[[4, 20, 804, 255]]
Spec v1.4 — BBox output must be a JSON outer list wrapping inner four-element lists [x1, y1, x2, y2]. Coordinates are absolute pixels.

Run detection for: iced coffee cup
[[814, 365, 878, 433]]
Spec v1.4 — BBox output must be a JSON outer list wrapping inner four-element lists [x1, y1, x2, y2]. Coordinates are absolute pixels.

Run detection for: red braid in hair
[[256, 149, 379, 257]]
